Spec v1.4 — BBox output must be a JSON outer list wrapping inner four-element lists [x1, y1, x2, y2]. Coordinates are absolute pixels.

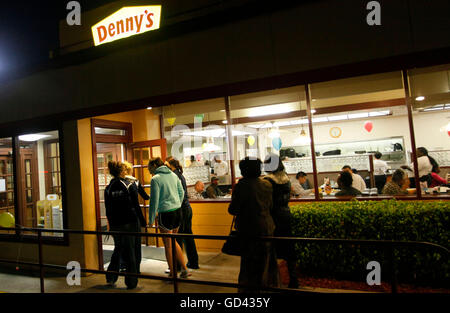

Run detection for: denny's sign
[[92, 5, 161, 46]]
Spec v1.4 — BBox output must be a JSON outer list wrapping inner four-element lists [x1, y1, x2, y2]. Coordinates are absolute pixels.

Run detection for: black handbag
[[221, 216, 241, 256]]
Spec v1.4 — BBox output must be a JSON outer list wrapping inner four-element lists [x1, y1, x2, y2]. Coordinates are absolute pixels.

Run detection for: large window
[[309, 71, 413, 198], [229, 86, 315, 198], [162, 98, 232, 194], [0, 138, 14, 234], [18, 131, 63, 236], [408, 64, 450, 197]]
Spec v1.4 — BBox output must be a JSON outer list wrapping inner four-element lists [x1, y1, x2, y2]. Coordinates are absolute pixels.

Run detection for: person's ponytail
[[169, 158, 183, 174]]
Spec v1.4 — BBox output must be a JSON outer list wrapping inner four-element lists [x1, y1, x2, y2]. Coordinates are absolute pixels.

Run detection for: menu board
[[183, 165, 210, 186]]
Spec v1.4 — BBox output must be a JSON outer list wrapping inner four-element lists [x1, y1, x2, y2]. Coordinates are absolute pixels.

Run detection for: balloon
[[448, 130, 450, 137], [364, 121, 373, 133], [0, 212, 15, 228], [167, 117, 176, 126], [247, 135, 255, 146], [272, 137, 282, 151]]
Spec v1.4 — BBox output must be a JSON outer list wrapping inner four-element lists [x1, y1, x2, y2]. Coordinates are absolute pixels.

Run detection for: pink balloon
[[364, 121, 373, 133]]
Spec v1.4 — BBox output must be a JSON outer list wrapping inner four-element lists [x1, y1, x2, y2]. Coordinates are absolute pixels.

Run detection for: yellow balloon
[[167, 117, 176, 126], [0, 212, 15, 228], [247, 135, 255, 146]]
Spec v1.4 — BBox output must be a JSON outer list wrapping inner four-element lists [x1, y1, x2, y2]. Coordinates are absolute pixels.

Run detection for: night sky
[[0, 1, 114, 82]]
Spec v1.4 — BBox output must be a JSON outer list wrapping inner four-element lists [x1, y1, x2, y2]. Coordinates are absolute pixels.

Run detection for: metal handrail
[[0, 226, 448, 294]]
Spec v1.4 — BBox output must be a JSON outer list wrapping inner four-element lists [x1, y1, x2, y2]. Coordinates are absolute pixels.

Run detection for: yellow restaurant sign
[[92, 5, 161, 46]]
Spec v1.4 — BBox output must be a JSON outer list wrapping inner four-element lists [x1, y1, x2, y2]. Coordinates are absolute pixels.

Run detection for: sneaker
[[180, 269, 191, 279], [106, 281, 116, 287]]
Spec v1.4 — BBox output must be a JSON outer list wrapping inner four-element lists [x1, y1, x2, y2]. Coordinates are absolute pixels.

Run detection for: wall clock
[[330, 127, 342, 138]]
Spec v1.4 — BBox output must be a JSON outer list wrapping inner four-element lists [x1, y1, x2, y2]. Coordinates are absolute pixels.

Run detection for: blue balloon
[[272, 137, 282, 151]]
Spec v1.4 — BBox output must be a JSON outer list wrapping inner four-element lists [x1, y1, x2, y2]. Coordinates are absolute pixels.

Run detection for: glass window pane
[[0, 138, 14, 235], [230, 86, 315, 199], [17, 131, 64, 236], [408, 64, 450, 197], [163, 98, 226, 194], [94, 127, 126, 136], [310, 71, 412, 199]]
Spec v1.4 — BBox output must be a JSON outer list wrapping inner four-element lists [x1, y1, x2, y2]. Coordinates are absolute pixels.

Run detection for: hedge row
[[290, 200, 449, 286]]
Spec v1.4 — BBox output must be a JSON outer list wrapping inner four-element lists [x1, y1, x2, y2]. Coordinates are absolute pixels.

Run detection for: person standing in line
[[168, 158, 200, 269], [123, 161, 149, 273], [263, 154, 299, 289], [148, 157, 191, 279], [228, 157, 279, 293], [104, 161, 142, 289]]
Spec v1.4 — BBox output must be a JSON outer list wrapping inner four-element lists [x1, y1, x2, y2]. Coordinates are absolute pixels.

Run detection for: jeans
[[106, 220, 141, 288]]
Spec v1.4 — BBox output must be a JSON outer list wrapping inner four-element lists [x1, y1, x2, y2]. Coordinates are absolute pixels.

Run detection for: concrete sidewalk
[[0, 250, 372, 293]]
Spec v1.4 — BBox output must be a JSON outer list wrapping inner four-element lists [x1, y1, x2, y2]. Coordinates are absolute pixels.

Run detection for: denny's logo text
[[92, 6, 161, 46]]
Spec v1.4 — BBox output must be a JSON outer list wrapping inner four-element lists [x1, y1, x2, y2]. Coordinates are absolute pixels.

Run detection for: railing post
[[37, 229, 45, 293], [390, 245, 398, 294], [171, 235, 179, 293]]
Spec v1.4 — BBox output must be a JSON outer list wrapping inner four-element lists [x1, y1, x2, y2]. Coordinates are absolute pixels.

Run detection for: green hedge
[[290, 200, 449, 286]]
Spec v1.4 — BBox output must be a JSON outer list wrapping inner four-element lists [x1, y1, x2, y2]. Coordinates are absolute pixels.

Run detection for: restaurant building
[[0, 0, 449, 272]]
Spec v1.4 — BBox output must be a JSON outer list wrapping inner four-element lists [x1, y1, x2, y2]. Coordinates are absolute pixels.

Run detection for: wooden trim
[[224, 96, 236, 189], [402, 70, 421, 199], [129, 139, 167, 149], [305, 84, 320, 201], [90, 120, 104, 271], [369, 154, 375, 188]]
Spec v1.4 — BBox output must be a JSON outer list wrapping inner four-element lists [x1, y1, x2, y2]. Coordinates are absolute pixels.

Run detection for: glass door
[[97, 143, 124, 245], [130, 139, 167, 248]]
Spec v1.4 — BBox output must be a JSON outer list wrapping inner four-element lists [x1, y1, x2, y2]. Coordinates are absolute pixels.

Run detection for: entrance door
[[97, 143, 124, 245], [91, 119, 133, 270], [18, 144, 40, 230], [129, 139, 167, 247]]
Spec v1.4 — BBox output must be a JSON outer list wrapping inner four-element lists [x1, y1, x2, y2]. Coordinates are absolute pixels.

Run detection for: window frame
[[0, 125, 68, 245]]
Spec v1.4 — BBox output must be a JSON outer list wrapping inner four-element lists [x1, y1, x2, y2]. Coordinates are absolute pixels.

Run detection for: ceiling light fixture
[[415, 96, 425, 101], [19, 134, 51, 142]]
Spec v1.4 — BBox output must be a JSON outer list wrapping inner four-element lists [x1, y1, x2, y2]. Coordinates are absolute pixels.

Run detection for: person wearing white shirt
[[342, 165, 366, 192], [373, 152, 390, 193], [402, 147, 434, 187], [213, 156, 228, 176], [373, 152, 390, 175]]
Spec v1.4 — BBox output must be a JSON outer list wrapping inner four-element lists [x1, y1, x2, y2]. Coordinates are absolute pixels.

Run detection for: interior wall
[[269, 111, 449, 154], [96, 109, 161, 142]]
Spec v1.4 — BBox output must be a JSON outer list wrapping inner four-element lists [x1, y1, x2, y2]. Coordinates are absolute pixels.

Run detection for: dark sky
[[0, 1, 114, 82]]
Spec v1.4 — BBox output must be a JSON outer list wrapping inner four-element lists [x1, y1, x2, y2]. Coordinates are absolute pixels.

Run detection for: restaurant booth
[[0, 0, 449, 274]]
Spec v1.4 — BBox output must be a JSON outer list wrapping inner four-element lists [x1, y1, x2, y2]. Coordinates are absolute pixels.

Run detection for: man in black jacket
[[105, 161, 143, 289]]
